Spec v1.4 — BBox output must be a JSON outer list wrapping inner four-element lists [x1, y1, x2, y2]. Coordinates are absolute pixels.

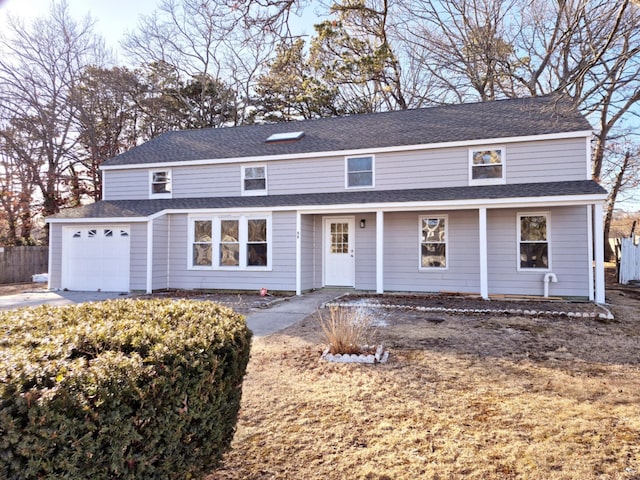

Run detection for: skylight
[[265, 131, 305, 143]]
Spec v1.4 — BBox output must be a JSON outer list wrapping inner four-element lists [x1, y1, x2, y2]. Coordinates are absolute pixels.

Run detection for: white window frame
[[468, 146, 506, 186], [241, 165, 268, 196], [418, 214, 449, 271], [517, 212, 551, 271], [345, 155, 375, 189], [187, 214, 272, 271], [149, 169, 172, 198]]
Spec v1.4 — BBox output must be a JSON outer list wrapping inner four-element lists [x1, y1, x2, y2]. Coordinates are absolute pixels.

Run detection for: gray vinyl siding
[[103, 170, 149, 200], [312, 216, 323, 289], [383, 210, 481, 294], [487, 206, 590, 297], [172, 164, 238, 198], [300, 214, 316, 291], [354, 213, 377, 290], [129, 223, 147, 291], [166, 211, 297, 292], [48, 224, 63, 288], [506, 138, 587, 183], [102, 138, 588, 200], [152, 216, 169, 290]]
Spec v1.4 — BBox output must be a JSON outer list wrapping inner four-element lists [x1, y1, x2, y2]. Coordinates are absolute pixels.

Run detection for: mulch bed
[[330, 292, 612, 318], [137, 290, 292, 315]]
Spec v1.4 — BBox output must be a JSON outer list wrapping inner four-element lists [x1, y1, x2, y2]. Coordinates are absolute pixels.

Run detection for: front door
[[324, 217, 355, 286]]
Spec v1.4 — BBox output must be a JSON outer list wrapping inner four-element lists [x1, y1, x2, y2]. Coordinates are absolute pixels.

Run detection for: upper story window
[[150, 170, 172, 198], [469, 147, 505, 185], [419, 215, 448, 269], [242, 165, 267, 195], [346, 155, 374, 188], [518, 213, 550, 270]]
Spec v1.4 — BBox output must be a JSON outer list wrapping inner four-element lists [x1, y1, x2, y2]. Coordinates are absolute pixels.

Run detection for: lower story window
[[420, 215, 447, 269], [518, 213, 549, 269], [190, 216, 270, 269]]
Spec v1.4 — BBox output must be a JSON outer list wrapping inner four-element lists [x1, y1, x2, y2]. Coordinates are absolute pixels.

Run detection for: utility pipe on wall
[[543, 272, 558, 298]]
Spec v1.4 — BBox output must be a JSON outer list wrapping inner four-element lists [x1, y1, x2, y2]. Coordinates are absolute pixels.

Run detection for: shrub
[[318, 306, 375, 355], [0, 298, 252, 480]]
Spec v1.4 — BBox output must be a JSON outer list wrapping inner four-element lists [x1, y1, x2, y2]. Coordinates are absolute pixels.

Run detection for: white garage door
[[62, 226, 130, 292]]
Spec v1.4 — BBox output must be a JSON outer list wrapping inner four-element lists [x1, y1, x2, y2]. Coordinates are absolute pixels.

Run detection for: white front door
[[324, 217, 355, 287]]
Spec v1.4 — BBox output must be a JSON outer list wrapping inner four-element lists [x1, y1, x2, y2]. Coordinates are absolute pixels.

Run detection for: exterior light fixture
[[360, 219, 366, 228]]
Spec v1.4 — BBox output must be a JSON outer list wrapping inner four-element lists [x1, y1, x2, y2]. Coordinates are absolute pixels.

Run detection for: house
[[46, 95, 607, 302]]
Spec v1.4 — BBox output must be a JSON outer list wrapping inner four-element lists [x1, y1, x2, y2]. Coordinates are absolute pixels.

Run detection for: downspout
[[543, 272, 557, 298]]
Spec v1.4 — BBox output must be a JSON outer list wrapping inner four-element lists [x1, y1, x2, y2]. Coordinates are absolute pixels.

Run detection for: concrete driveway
[[0, 289, 128, 311]]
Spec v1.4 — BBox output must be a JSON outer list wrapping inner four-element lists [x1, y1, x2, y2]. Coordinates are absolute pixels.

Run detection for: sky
[[0, 0, 160, 56]]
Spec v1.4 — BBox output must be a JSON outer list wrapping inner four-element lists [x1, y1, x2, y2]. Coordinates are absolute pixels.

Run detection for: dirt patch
[[137, 290, 293, 315], [207, 285, 640, 480], [0, 283, 47, 296]]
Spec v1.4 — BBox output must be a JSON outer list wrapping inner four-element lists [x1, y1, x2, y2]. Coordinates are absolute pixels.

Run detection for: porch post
[[296, 211, 302, 296], [146, 219, 153, 294], [376, 210, 384, 294], [586, 205, 595, 301], [479, 207, 489, 300], [593, 202, 605, 303]]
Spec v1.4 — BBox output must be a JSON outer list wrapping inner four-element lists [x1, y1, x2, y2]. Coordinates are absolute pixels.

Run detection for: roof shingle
[[49, 180, 606, 220], [102, 96, 592, 167]]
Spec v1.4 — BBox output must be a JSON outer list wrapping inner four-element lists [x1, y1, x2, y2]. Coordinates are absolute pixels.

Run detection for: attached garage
[[61, 225, 131, 292]]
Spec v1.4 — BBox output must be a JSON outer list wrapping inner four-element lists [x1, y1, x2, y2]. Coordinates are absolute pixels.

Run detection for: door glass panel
[[331, 222, 348, 254]]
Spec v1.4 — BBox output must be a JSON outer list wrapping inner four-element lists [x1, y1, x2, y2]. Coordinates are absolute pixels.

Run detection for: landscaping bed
[[206, 286, 640, 480]]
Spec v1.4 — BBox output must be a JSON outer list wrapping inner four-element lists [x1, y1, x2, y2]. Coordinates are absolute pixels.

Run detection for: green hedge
[[0, 299, 252, 480]]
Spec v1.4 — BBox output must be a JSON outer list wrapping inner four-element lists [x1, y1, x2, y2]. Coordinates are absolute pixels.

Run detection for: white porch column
[[587, 205, 595, 301], [146, 219, 154, 294], [376, 210, 384, 294], [479, 207, 489, 300], [593, 202, 605, 303], [296, 211, 302, 296]]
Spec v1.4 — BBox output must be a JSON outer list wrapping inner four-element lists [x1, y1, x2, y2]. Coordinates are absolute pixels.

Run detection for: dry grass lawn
[[207, 286, 640, 480]]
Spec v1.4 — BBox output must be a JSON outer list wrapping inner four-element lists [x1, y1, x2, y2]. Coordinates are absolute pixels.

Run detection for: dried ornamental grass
[[318, 306, 375, 355]]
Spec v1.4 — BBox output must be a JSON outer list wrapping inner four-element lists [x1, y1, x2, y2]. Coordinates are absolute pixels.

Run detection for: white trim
[[241, 164, 268, 196], [47, 225, 53, 290], [517, 211, 551, 272], [296, 211, 302, 295], [419, 214, 449, 270], [100, 130, 593, 171], [479, 208, 488, 299], [593, 202, 605, 303], [468, 146, 506, 186], [47, 217, 149, 224], [586, 136, 592, 179], [345, 154, 375, 189], [587, 204, 595, 301], [149, 169, 172, 199], [376, 210, 384, 294], [146, 220, 153, 293]]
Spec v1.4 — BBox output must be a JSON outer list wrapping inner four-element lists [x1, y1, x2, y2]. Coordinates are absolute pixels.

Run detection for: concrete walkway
[[245, 289, 347, 337], [0, 289, 127, 311], [0, 287, 347, 337]]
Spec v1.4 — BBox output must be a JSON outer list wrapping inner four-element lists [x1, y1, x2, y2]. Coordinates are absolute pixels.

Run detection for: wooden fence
[[618, 236, 640, 284], [0, 246, 48, 284]]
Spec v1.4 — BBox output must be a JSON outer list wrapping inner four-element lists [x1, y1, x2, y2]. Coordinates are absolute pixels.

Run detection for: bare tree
[[0, 1, 106, 217]]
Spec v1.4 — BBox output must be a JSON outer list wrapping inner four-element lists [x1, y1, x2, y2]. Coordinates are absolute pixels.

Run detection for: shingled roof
[[102, 95, 592, 167], [50, 180, 606, 220]]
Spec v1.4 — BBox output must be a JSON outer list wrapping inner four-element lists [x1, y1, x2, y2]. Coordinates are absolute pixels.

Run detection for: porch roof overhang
[[46, 180, 607, 223]]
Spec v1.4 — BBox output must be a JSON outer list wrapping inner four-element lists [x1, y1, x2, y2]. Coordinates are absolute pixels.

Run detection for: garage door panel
[[62, 225, 130, 292]]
